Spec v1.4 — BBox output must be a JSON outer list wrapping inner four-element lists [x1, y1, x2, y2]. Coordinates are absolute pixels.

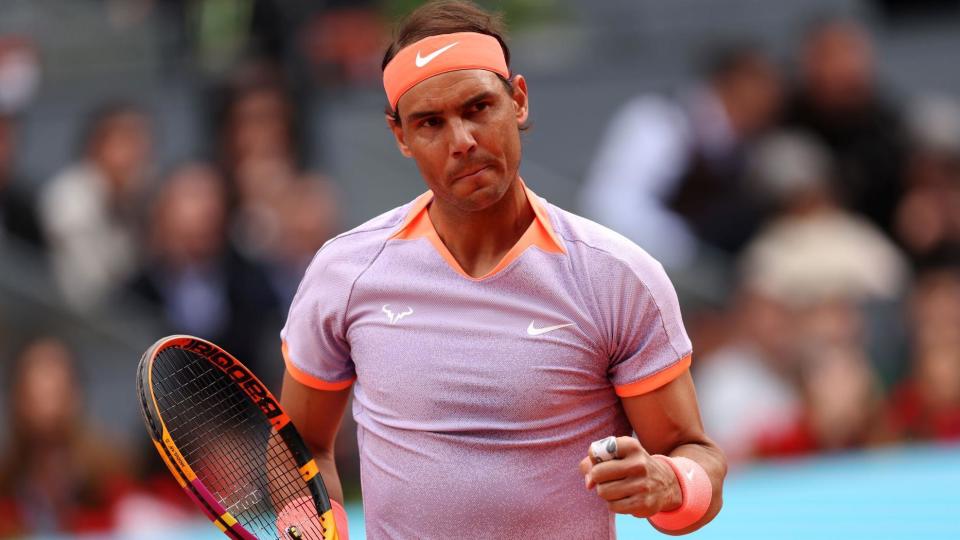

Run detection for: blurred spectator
[[693, 287, 802, 463], [894, 95, 960, 266], [580, 43, 782, 268], [263, 175, 340, 306], [229, 155, 299, 259], [783, 17, 907, 236], [754, 339, 886, 458], [882, 267, 960, 441], [0, 36, 41, 114], [215, 66, 301, 185], [740, 131, 909, 306], [127, 163, 281, 381], [0, 336, 134, 535], [38, 103, 154, 310], [0, 113, 44, 250], [212, 68, 312, 255]]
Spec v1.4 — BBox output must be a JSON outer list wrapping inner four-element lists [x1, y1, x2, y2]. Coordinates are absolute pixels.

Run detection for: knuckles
[[616, 436, 642, 454], [625, 457, 649, 477]]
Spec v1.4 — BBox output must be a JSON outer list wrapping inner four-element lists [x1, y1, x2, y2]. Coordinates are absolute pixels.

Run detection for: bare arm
[[625, 370, 726, 534], [280, 370, 352, 505], [580, 370, 726, 535]]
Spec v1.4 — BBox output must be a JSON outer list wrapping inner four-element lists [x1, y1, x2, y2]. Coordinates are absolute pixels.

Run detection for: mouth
[[453, 165, 491, 181]]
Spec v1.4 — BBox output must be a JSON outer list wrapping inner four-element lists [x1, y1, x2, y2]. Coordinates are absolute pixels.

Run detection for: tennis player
[[280, 1, 726, 537]]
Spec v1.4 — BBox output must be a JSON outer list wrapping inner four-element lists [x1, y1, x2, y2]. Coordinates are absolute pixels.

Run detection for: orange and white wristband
[[648, 455, 711, 531]]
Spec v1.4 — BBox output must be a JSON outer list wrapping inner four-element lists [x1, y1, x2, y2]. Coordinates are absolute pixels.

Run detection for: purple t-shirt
[[281, 182, 692, 539]]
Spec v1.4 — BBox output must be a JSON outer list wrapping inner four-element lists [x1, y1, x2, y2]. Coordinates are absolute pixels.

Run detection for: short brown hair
[[381, 1, 511, 71], [382, 1, 513, 120]]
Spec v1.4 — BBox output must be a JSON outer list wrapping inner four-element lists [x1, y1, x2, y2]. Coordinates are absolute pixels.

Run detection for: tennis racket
[[136, 335, 340, 539]]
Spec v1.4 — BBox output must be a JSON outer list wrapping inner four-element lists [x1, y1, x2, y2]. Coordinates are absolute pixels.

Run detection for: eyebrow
[[404, 91, 498, 123]]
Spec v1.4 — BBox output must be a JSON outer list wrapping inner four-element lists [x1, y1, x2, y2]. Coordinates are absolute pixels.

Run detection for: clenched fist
[[579, 436, 682, 518]]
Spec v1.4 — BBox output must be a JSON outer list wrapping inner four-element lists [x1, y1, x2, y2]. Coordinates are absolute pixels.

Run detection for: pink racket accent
[[190, 478, 257, 540]]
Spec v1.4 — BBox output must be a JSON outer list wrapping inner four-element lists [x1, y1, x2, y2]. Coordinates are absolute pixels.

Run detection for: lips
[[452, 165, 490, 181]]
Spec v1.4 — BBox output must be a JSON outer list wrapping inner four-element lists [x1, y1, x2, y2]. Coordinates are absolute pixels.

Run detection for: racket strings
[[153, 348, 325, 538]]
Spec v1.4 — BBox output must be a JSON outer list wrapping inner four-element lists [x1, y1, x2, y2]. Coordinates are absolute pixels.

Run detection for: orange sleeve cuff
[[614, 354, 691, 397], [282, 341, 355, 391]]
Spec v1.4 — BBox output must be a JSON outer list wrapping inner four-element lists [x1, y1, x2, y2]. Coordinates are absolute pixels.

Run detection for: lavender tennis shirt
[[281, 181, 692, 539]]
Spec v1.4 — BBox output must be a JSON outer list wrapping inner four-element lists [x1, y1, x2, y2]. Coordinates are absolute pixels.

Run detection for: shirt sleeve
[[280, 243, 358, 391], [603, 251, 693, 397]]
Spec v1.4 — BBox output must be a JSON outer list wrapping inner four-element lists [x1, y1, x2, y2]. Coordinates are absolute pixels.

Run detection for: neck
[[428, 177, 533, 278]]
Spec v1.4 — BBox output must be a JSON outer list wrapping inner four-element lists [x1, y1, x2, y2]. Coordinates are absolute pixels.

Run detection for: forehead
[[397, 69, 506, 116]]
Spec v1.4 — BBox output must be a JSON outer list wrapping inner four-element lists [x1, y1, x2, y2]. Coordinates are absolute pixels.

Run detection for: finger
[[587, 456, 648, 486], [613, 436, 643, 457], [589, 436, 620, 464], [579, 456, 593, 476], [595, 476, 649, 502], [609, 493, 659, 517]]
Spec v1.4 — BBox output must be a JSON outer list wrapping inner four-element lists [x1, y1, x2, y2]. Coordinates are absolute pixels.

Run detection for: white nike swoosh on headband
[[415, 42, 459, 68]]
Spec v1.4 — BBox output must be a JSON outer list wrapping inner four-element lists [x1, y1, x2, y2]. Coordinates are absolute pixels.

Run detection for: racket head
[[136, 335, 339, 539]]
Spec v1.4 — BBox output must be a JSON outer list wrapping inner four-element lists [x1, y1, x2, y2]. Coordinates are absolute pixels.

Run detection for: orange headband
[[383, 32, 510, 111]]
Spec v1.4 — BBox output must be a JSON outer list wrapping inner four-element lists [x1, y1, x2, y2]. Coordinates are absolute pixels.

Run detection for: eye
[[420, 117, 442, 129], [473, 102, 489, 112]]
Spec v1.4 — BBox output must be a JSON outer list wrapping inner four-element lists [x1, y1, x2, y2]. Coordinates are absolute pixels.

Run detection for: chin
[[451, 178, 507, 211]]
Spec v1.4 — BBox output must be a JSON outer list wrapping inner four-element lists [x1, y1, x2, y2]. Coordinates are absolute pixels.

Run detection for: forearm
[[280, 372, 352, 505], [313, 447, 345, 505], [657, 439, 727, 535], [620, 372, 728, 535]]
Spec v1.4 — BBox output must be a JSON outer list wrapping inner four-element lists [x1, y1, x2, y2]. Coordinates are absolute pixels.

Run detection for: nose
[[448, 118, 477, 157]]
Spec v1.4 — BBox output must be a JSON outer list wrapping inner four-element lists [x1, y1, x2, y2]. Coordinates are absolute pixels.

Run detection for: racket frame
[[136, 335, 337, 539]]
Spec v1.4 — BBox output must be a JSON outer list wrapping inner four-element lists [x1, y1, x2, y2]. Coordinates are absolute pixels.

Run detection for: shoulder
[[600, 94, 690, 150], [296, 201, 411, 290], [44, 164, 101, 195], [615, 94, 688, 127], [548, 202, 671, 284], [39, 164, 107, 226]]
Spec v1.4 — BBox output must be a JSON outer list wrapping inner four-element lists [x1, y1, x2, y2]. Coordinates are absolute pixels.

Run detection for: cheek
[[408, 144, 448, 187], [498, 125, 522, 166]]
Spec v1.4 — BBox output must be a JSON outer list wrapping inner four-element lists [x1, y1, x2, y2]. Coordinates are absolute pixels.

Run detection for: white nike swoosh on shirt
[[415, 42, 459, 67], [527, 321, 575, 336], [685, 468, 695, 481]]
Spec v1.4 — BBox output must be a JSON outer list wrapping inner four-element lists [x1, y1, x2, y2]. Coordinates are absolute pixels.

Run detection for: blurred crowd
[[582, 17, 960, 464], [0, 2, 351, 534], [0, 1, 959, 537]]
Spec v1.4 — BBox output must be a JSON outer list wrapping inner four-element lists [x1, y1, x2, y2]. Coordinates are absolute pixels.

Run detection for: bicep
[[280, 370, 352, 459], [621, 370, 709, 455]]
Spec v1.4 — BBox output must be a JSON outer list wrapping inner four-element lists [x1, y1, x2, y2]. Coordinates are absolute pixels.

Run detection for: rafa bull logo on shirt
[[182, 339, 283, 422]]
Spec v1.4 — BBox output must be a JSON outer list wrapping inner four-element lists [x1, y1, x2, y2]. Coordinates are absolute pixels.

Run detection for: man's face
[[389, 70, 529, 213], [803, 23, 874, 111]]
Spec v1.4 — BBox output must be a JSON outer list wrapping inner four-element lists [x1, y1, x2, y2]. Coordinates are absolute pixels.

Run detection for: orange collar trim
[[390, 180, 566, 280]]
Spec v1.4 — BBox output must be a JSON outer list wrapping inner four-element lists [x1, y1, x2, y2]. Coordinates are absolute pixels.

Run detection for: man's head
[[149, 163, 228, 267], [0, 113, 15, 187], [80, 102, 153, 192], [382, 1, 529, 213], [799, 18, 875, 112], [705, 44, 782, 138]]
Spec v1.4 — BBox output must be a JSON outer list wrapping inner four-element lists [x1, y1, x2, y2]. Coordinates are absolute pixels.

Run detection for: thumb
[[578, 456, 593, 476]]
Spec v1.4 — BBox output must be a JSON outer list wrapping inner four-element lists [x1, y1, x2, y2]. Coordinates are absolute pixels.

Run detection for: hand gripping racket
[[136, 335, 341, 539]]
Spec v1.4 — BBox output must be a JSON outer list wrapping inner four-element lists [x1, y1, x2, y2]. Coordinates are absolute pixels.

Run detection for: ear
[[386, 113, 414, 158], [510, 74, 530, 125]]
